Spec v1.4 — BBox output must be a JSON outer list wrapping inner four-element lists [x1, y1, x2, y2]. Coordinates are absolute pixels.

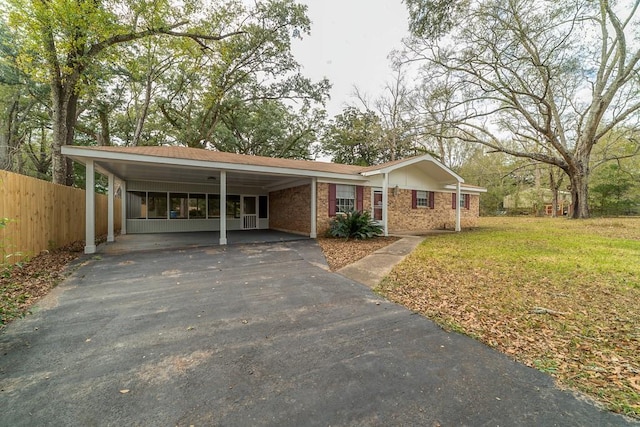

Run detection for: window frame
[[335, 184, 356, 214], [412, 189, 434, 209], [452, 193, 470, 210], [188, 194, 207, 219], [416, 190, 429, 208]]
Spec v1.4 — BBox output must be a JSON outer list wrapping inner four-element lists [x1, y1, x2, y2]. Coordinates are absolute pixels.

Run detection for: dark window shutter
[[411, 190, 417, 209], [429, 191, 435, 209], [356, 186, 364, 211], [328, 184, 336, 217], [464, 194, 470, 209], [452, 193, 457, 209]]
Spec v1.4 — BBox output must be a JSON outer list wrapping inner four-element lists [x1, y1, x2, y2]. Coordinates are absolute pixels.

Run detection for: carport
[[97, 230, 308, 254], [61, 146, 367, 254]]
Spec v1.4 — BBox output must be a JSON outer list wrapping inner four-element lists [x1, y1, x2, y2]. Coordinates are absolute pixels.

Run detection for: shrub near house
[[328, 210, 383, 240]]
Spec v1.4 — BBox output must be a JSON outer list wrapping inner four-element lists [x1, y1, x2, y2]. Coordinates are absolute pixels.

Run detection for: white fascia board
[[444, 184, 488, 194], [62, 146, 363, 182], [317, 177, 369, 186], [391, 183, 450, 192], [361, 154, 464, 183], [359, 154, 436, 175]]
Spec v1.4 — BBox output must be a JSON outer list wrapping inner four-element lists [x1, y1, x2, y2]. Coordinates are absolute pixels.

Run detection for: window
[[416, 191, 428, 208], [329, 184, 363, 216], [125, 192, 266, 220], [452, 193, 470, 209], [412, 190, 434, 209], [169, 193, 188, 219], [226, 195, 241, 218], [189, 194, 206, 219], [259, 195, 268, 219], [127, 191, 147, 219], [459, 194, 467, 209], [208, 194, 221, 218], [148, 192, 168, 219], [336, 185, 355, 213]]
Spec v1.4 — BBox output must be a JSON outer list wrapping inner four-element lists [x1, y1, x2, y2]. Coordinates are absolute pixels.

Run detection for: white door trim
[[241, 195, 258, 230], [371, 187, 385, 225]]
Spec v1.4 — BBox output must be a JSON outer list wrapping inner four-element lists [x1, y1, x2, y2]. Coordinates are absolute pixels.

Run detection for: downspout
[[310, 177, 317, 238], [85, 160, 96, 254], [382, 172, 389, 236], [455, 181, 461, 232], [219, 170, 227, 245]]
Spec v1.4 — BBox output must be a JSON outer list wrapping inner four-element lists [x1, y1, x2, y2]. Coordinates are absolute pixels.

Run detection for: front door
[[241, 196, 258, 229], [373, 190, 383, 221]]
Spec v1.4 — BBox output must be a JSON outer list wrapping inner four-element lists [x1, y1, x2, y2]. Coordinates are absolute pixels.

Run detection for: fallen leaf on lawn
[[119, 389, 130, 394]]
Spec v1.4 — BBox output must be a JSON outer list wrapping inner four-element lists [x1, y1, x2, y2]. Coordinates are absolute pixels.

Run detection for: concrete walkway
[[1, 240, 635, 426], [337, 235, 424, 288]]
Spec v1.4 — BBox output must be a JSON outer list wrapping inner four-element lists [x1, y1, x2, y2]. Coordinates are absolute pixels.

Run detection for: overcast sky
[[291, 0, 410, 118]]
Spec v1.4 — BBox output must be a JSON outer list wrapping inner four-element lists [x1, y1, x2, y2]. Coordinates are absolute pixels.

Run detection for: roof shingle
[[81, 145, 366, 175]]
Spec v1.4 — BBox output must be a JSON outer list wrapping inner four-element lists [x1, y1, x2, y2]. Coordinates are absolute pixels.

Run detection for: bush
[[328, 210, 383, 240]]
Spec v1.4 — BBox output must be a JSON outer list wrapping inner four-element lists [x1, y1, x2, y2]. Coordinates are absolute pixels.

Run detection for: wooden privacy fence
[[0, 170, 121, 264]]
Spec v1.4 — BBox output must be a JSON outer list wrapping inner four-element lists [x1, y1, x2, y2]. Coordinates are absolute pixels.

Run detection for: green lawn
[[377, 217, 640, 418]]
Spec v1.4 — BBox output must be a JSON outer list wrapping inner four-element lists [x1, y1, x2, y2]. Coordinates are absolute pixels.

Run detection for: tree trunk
[[132, 75, 153, 146], [549, 169, 558, 218], [534, 163, 543, 216], [51, 83, 79, 185], [51, 84, 67, 185], [97, 105, 111, 146], [0, 99, 19, 171], [568, 161, 590, 219]]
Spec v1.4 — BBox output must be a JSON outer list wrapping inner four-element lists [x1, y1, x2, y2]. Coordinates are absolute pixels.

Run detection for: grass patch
[[376, 217, 640, 418]]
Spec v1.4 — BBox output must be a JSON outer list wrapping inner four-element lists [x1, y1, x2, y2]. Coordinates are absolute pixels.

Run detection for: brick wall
[[315, 183, 373, 236], [269, 184, 311, 235], [466, 194, 480, 228], [270, 183, 480, 236], [387, 189, 479, 232], [316, 182, 331, 235]]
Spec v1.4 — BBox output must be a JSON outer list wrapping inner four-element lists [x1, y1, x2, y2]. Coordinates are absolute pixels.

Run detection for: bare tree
[[404, 0, 640, 218], [351, 64, 417, 162], [409, 63, 475, 168]]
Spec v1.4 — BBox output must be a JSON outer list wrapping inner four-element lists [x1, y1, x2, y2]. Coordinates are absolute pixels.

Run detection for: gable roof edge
[[360, 154, 464, 183]]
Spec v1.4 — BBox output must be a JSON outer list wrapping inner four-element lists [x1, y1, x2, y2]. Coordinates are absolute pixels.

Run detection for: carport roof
[[65, 145, 364, 175], [61, 145, 481, 191]]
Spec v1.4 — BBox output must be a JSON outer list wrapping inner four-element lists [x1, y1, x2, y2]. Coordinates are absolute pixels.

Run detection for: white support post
[[85, 160, 96, 254], [219, 171, 227, 245], [310, 177, 317, 238], [455, 181, 462, 232], [107, 173, 115, 242], [382, 172, 389, 237], [120, 180, 127, 235]]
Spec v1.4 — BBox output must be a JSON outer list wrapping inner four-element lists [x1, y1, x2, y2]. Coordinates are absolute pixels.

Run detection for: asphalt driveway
[[0, 240, 635, 426]]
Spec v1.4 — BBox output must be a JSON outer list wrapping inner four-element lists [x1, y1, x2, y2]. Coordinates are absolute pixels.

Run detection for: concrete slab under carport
[[98, 229, 308, 254], [0, 241, 635, 426]]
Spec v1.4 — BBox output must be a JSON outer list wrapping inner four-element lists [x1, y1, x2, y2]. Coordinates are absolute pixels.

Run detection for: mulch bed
[[316, 236, 400, 271]]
